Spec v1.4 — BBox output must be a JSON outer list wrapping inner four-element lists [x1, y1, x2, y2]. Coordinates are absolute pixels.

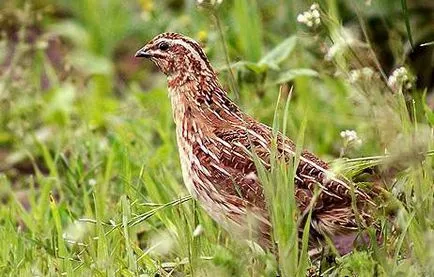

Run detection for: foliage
[[0, 0, 433, 276]]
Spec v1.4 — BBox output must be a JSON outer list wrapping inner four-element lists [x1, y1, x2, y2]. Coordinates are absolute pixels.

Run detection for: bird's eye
[[158, 42, 169, 51]]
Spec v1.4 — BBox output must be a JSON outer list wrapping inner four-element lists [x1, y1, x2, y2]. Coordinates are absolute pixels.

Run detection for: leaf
[[232, 0, 263, 61], [218, 61, 267, 74], [218, 36, 297, 74], [401, 0, 414, 49], [271, 68, 318, 85], [47, 20, 90, 49], [244, 62, 268, 74], [70, 50, 114, 76], [259, 36, 297, 70]]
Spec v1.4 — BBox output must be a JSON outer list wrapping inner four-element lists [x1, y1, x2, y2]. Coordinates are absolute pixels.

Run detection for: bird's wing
[[201, 122, 375, 210], [191, 127, 267, 209]]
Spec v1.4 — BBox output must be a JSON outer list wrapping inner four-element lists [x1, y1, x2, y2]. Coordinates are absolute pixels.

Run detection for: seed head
[[340, 129, 362, 147], [297, 3, 321, 28], [387, 66, 414, 92]]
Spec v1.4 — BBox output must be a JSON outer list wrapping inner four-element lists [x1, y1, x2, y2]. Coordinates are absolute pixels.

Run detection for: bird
[[134, 32, 377, 256]]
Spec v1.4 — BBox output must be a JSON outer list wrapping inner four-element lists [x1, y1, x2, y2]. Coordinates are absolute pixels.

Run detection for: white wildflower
[[340, 130, 362, 146], [387, 66, 414, 91], [192, 224, 204, 237], [297, 3, 321, 28], [310, 3, 319, 10], [88, 178, 97, 186]]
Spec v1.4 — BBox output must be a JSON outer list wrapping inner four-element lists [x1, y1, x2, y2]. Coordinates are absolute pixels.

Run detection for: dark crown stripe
[[178, 37, 214, 73]]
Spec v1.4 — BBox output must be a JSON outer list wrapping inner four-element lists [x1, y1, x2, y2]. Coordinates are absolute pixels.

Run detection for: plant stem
[[213, 11, 240, 100]]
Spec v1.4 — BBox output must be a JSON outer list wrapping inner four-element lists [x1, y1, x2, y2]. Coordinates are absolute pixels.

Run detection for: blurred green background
[[0, 0, 433, 276]]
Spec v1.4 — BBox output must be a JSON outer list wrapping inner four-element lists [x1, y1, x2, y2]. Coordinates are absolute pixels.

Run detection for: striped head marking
[[135, 32, 215, 76]]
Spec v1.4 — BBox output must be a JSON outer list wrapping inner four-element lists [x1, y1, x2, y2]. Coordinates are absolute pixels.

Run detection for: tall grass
[[0, 0, 433, 276], [251, 88, 312, 277]]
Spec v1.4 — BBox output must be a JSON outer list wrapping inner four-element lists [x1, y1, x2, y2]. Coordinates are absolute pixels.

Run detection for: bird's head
[[135, 32, 215, 77]]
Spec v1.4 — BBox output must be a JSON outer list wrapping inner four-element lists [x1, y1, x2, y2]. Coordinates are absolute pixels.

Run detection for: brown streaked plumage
[[135, 32, 377, 255]]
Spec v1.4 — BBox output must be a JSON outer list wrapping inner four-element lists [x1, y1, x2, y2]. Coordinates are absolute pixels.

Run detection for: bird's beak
[[135, 48, 152, 58]]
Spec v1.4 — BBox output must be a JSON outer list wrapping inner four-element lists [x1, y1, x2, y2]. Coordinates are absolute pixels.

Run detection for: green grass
[[1, 0, 434, 276]]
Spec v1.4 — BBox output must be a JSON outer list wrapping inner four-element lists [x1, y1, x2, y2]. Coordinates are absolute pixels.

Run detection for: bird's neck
[[167, 74, 246, 130]]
